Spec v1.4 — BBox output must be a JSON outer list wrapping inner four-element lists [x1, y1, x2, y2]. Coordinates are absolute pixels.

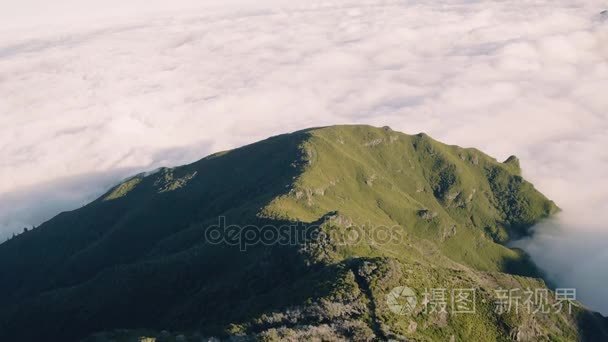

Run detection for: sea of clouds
[[0, 0, 607, 313]]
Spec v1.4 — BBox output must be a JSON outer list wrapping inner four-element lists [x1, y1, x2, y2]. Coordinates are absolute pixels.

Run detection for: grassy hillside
[[0, 125, 604, 342]]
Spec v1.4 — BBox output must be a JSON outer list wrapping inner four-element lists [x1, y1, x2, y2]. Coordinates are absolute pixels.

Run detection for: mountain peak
[[0, 125, 600, 342]]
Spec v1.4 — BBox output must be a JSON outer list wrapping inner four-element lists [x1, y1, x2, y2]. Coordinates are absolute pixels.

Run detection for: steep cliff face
[[0, 125, 602, 342]]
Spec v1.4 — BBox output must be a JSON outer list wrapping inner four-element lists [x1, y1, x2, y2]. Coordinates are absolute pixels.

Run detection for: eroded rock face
[[408, 320, 418, 333], [418, 209, 438, 220], [512, 317, 544, 341]]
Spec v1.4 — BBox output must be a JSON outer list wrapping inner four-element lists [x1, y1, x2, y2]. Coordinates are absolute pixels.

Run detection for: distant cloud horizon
[[1, 0, 607, 314]]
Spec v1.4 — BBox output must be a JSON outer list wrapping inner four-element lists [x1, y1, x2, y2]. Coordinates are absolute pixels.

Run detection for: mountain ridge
[[0, 124, 605, 341]]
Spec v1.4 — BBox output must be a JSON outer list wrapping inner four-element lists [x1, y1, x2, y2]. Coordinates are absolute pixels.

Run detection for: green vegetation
[[0, 125, 604, 341]]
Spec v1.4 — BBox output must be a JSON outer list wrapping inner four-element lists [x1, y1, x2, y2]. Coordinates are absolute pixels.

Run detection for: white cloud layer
[[1, 0, 607, 313]]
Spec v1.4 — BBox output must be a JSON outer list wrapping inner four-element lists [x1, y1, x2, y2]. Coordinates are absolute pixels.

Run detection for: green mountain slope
[[0, 125, 605, 342]]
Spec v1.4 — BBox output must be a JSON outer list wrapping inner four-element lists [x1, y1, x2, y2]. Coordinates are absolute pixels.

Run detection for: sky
[[0, 0, 607, 313]]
